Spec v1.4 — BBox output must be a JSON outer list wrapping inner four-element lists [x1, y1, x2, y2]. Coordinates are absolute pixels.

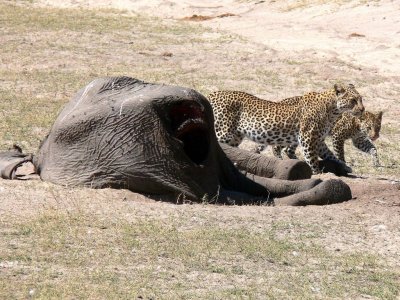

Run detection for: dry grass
[[1, 197, 399, 299], [0, 2, 399, 299]]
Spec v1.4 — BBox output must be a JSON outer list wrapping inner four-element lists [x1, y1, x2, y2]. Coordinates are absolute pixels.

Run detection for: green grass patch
[[0, 210, 398, 299]]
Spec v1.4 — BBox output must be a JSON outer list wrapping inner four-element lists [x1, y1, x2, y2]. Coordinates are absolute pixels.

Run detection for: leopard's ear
[[376, 111, 383, 120], [334, 83, 345, 95], [348, 83, 355, 89]]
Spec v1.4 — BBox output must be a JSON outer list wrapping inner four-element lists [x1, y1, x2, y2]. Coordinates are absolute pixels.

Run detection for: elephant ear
[[0, 145, 33, 179]]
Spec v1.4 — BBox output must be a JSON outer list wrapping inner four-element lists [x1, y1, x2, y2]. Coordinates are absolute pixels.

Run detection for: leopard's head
[[360, 111, 383, 141], [334, 83, 365, 116]]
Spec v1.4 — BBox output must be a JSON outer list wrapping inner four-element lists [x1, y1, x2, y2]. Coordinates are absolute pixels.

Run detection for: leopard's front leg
[[331, 132, 346, 162], [318, 141, 339, 161], [298, 133, 321, 174], [352, 136, 380, 167]]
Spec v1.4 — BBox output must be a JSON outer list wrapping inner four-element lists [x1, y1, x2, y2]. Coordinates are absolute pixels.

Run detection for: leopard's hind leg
[[272, 145, 298, 159], [283, 144, 298, 159], [217, 131, 244, 147], [272, 145, 284, 159]]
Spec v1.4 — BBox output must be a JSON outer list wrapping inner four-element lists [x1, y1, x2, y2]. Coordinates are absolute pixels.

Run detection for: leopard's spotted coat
[[207, 84, 365, 174]]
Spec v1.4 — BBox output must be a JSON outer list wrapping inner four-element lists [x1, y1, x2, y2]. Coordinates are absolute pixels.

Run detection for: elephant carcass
[[1, 76, 352, 205], [34, 76, 268, 202]]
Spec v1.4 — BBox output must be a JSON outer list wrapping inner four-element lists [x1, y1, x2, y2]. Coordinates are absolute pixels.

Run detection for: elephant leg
[[220, 143, 312, 180], [245, 173, 322, 197], [274, 179, 352, 206]]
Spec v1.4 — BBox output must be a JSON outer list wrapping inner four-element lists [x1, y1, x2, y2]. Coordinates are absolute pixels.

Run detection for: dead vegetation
[[181, 13, 236, 21]]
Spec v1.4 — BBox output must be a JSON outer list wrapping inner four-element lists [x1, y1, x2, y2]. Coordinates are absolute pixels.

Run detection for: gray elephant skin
[[2, 76, 352, 205]]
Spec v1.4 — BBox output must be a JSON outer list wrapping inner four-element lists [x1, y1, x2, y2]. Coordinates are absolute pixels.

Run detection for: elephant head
[[35, 77, 234, 200]]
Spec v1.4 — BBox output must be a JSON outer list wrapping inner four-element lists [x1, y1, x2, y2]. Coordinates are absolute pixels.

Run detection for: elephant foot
[[273, 179, 352, 206], [274, 159, 312, 180]]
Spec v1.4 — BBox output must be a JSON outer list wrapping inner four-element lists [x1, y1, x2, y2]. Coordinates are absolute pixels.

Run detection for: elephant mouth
[[169, 101, 210, 165]]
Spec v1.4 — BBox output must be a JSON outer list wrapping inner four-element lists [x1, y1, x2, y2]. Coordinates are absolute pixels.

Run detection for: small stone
[[372, 224, 387, 232], [311, 286, 321, 293], [161, 52, 173, 57]]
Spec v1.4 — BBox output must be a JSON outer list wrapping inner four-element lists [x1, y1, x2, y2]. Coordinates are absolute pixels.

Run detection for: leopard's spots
[[207, 84, 365, 174], [274, 110, 382, 168]]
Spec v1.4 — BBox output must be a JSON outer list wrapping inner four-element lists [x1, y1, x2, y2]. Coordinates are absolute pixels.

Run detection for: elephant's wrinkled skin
[[1, 77, 352, 205]]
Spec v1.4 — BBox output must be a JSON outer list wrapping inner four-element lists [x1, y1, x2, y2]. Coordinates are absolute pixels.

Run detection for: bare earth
[[1, 0, 400, 298]]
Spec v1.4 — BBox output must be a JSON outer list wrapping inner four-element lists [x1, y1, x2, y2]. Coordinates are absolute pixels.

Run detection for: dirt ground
[[1, 0, 400, 298], [31, 0, 400, 256]]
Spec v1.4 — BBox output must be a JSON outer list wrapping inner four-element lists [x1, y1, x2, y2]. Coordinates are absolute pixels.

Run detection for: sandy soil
[[35, 0, 400, 128], [3, 0, 400, 284], [38, 0, 400, 76]]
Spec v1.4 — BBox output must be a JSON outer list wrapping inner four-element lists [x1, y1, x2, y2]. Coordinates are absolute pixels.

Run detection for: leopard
[[273, 110, 383, 167], [207, 83, 365, 174]]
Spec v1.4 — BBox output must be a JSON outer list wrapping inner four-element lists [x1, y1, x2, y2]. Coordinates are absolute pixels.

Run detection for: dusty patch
[[181, 13, 236, 21]]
